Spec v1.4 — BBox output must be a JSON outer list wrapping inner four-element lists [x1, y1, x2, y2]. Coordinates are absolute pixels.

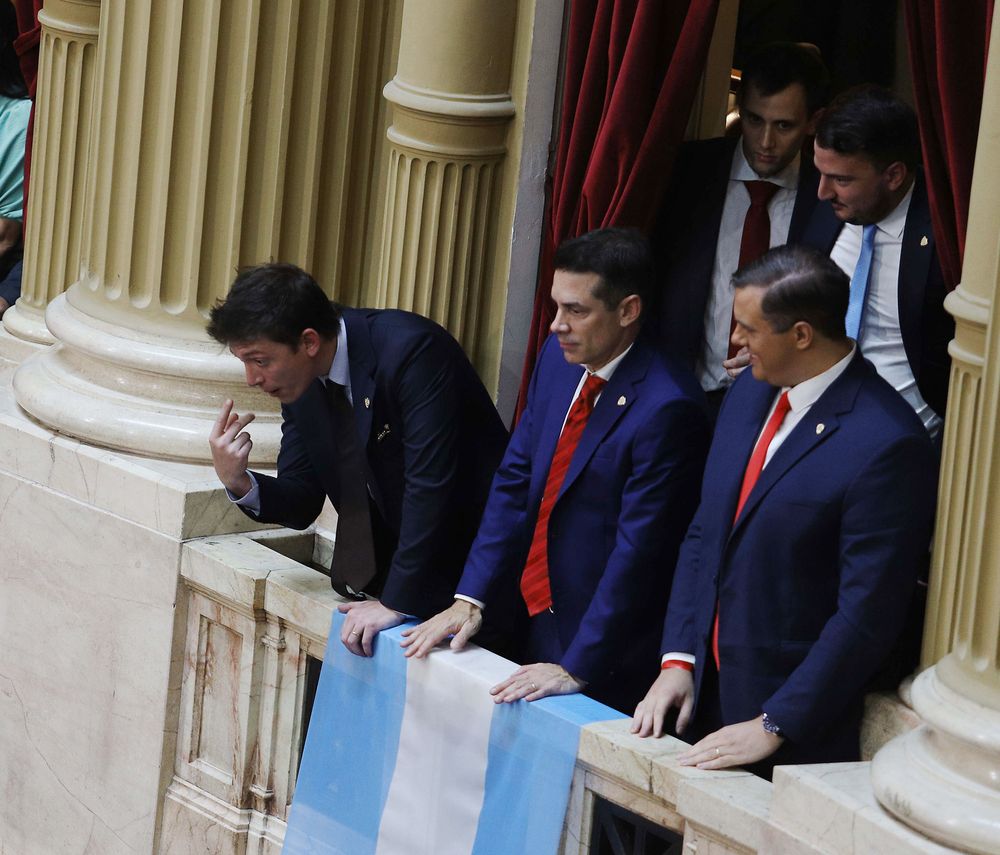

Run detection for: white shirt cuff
[[455, 593, 485, 610], [227, 473, 261, 516], [661, 652, 696, 666]]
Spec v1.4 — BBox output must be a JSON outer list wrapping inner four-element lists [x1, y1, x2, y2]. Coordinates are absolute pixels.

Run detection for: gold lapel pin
[[920, 235, 929, 247], [364, 397, 371, 409], [816, 423, 825, 435], [617, 395, 626, 406]]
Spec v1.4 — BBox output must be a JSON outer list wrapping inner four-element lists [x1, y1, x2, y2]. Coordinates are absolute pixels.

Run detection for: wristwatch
[[761, 712, 783, 736]]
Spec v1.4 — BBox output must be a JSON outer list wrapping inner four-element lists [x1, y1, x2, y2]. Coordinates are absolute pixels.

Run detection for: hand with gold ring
[[678, 715, 784, 770], [337, 599, 406, 657], [489, 662, 587, 704]]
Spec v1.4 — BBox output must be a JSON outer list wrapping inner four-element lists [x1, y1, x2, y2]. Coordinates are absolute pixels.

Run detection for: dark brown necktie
[[728, 180, 781, 359], [326, 382, 376, 599]]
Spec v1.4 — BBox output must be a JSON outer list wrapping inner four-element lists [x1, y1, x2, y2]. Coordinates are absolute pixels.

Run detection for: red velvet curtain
[[904, 0, 995, 290], [516, 0, 720, 415], [12, 0, 42, 213]]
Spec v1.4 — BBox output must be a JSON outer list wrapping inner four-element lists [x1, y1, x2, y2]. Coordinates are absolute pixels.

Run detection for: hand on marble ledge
[[208, 399, 255, 497], [631, 666, 694, 738], [678, 716, 783, 770], [338, 599, 405, 657], [399, 599, 482, 658], [0, 297, 8, 318], [489, 662, 586, 704]]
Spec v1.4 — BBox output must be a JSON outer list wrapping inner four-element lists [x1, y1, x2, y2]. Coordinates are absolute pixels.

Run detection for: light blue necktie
[[845, 224, 877, 341]]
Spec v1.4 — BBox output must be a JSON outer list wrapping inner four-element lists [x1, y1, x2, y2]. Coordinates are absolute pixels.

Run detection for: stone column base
[[872, 666, 1000, 855]]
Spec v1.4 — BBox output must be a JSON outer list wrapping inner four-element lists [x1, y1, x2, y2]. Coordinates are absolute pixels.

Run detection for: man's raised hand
[[209, 399, 255, 497]]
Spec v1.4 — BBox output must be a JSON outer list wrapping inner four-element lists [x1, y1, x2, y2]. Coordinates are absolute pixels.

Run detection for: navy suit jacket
[[661, 352, 937, 760], [248, 307, 509, 619], [801, 170, 953, 418], [458, 333, 709, 711], [654, 136, 821, 371]]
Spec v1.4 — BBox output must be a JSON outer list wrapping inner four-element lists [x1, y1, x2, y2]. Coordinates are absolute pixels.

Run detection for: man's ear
[[793, 320, 814, 350], [619, 294, 642, 327], [300, 328, 323, 356], [883, 160, 909, 193]]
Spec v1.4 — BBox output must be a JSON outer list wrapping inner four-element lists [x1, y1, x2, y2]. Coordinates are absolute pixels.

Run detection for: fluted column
[[376, 0, 516, 363], [871, 12, 1000, 852], [12, 0, 400, 462], [1, 0, 99, 348]]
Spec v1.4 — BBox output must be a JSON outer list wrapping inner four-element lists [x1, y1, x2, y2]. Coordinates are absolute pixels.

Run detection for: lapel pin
[[364, 397, 371, 409], [377, 424, 391, 442], [920, 235, 929, 247], [617, 395, 626, 406], [816, 423, 825, 435]]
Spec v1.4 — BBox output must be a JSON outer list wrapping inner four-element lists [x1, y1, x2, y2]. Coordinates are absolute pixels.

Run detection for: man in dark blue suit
[[806, 85, 953, 434], [402, 229, 709, 714], [206, 263, 509, 657], [632, 245, 937, 774], [654, 43, 829, 420]]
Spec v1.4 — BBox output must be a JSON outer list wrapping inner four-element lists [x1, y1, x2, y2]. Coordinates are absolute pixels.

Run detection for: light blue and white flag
[[284, 612, 623, 855]]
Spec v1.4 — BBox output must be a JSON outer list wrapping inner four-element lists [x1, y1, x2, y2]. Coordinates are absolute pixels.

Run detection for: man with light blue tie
[[806, 85, 953, 438]]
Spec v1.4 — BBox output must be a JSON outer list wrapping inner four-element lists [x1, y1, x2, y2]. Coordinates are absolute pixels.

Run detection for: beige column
[[376, 0, 516, 371], [871, 11, 1000, 852], [1, 0, 100, 349], [12, 0, 401, 462]]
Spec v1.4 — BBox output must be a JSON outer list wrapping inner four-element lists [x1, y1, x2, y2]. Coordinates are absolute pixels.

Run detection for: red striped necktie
[[520, 373, 606, 615]]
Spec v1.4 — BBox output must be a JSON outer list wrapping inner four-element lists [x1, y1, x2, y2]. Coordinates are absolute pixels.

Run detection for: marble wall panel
[[0, 466, 183, 854]]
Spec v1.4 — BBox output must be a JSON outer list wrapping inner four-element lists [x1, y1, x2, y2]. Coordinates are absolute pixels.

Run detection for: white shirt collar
[[785, 345, 856, 413], [587, 342, 634, 382], [730, 141, 800, 190]]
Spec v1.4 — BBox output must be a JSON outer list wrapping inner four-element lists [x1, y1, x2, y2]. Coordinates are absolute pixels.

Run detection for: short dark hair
[[738, 42, 830, 116], [815, 84, 920, 172], [553, 227, 653, 311], [733, 244, 849, 341], [207, 263, 341, 347]]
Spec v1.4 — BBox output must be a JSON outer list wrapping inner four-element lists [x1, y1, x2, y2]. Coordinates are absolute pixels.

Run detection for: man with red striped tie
[[631, 244, 937, 776], [402, 228, 709, 714]]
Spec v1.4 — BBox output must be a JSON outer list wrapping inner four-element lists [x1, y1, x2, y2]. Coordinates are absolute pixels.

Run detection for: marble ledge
[[0, 369, 278, 540], [578, 718, 757, 806], [763, 763, 959, 854], [182, 533, 341, 644]]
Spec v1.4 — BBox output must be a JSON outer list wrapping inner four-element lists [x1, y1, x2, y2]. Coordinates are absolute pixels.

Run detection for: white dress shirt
[[829, 185, 942, 438], [697, 144, 800, 393]]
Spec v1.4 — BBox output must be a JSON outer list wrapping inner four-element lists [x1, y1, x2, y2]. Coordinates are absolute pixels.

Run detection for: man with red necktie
[[654, 42, 830, 424], [402, 228, 709, 714], [631, 244, 937, 776]]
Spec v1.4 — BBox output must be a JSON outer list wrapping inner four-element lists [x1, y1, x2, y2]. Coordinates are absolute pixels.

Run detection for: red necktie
[[520, 373, 606, 615], [713, 390, 792, 667], [728, 180, 781, 359]]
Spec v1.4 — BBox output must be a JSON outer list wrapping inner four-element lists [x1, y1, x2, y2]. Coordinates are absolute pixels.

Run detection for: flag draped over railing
[[285, 612, 623, 855]]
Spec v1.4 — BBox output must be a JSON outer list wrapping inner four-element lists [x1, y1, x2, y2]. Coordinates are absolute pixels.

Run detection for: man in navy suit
[[631, 245, 937, 774], [655, 43, 829, 420], [806, 85, 952, 434], [206, 263, 509, 657], [402, 229, 709, 714]]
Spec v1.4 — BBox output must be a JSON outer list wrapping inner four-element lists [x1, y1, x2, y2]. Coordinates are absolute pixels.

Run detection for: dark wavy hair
[[733, 244, 849, 341], [816, 84, 920, 172], [553, 227, 653, 312], [207, 263, 341, 347]]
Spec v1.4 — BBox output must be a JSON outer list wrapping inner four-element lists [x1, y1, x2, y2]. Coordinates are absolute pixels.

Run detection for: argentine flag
[[284, 612, 623, 855]]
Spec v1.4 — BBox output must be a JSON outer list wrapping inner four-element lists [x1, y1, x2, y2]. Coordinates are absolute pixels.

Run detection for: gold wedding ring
[[714, 747, 720, 758]]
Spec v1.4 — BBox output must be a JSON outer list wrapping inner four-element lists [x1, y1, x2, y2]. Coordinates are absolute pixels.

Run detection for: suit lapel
[[342, 308, 376, 449], [533, 354, 583, 499], [717, 377, 778, 519], [729, 354, 866, 537], [898, 172, 933, 375], [556, 341, 650, 500]]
